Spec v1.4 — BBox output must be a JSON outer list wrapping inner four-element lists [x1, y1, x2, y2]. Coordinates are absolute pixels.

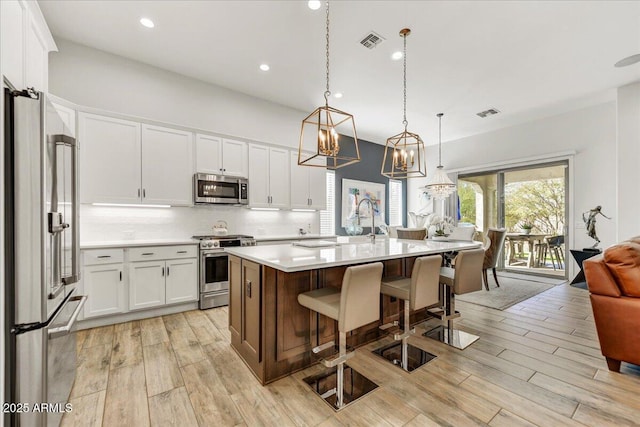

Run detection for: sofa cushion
[[604, 241, 640, 297]]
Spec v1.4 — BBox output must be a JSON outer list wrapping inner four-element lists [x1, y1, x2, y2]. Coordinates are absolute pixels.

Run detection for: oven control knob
[[205, 241, 213, 248], [212, 241, 219, 248]]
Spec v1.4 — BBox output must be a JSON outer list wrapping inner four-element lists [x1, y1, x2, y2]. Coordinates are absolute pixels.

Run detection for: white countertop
[[80, 239, 198, 249], [254, 234, 336, 242], [225, 238, 481, 272]]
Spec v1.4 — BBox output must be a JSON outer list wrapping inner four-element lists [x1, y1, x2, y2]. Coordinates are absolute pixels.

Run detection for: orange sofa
[[583, 237, 640, 372]]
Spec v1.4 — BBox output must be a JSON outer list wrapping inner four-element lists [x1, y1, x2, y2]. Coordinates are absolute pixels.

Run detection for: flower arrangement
[[429, 215, 455, 237]]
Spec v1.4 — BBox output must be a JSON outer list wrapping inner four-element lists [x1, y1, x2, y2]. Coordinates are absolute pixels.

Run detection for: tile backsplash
[[80, 205, 319, 242]]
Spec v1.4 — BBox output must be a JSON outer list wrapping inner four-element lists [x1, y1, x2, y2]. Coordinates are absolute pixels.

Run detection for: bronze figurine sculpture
[[582, 205, 611, 248]]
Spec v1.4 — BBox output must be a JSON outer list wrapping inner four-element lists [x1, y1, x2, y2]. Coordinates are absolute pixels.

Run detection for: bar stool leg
[[336, 331, 346, 408], [424, 284, 479, 350], [401, 302, 410, 370]]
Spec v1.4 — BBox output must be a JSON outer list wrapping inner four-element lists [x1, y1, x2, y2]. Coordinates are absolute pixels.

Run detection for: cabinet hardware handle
[[119, 271, 122, 281], [142, 252, 154, 256], [246, 280, 252, 298], [220, 168, 223, 172], [177, 251, 187, 254], [223, 169, 226, 172], [161, 267, 165, 277], [97, 255, 111, 259], [143, 189, 146, 198], [138, 189, 141, 197], [167, 267, 170, 276]]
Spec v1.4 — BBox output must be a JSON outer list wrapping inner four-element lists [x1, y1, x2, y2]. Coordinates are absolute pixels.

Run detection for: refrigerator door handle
[[48, 295, 87, 339], [49, 134, 80, 286]]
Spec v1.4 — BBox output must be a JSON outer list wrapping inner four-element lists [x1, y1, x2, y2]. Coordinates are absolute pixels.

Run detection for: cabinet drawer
[[83, 249, 125, 265], [128, 245, 197, 262]]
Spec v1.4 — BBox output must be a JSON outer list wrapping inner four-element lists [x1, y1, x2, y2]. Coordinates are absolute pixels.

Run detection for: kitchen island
[[225, 237, 481, 384]]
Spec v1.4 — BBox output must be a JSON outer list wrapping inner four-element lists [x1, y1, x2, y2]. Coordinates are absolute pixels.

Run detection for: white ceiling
[[39, 1, 640, 145]]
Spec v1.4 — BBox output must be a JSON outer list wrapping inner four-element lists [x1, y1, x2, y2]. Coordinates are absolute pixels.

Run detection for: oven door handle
[[202, 252, 227, 258]]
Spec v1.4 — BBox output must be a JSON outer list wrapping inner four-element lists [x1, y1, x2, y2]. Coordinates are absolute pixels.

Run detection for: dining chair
[[482, 228, 507, 291]]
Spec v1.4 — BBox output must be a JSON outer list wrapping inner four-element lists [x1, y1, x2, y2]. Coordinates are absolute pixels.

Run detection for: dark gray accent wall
[[334, 136, 407, 235]]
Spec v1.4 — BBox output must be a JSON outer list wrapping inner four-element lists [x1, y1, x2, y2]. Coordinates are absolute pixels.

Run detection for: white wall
[[48, 39, 305, 148], [49, 39, 325, 240], [616, 82, 640, 240], [408, 102, 618, 252]]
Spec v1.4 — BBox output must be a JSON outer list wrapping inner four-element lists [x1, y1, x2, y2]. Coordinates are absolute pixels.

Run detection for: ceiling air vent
[[359, 31, 385, 49], [476, 108, 500, 118]]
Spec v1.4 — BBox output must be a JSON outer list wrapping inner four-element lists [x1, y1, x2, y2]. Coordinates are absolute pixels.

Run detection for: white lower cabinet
[[81, 245, 198, 321], [129, 260, 166, 311], [83, 263, 126, 318], [166, 258, 198, 304], [129, 251, 198, 311]]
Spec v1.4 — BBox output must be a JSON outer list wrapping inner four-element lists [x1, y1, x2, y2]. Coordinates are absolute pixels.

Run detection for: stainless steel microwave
[[194, 173, 248, 205]]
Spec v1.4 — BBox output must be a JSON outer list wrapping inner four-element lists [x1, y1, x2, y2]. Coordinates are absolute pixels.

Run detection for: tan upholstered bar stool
[[373, 255, 442, 372], [297, 262, 384, 410], [424, 248, 484, 349]]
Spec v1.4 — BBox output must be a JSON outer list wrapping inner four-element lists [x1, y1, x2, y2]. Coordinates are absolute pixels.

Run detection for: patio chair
[[535, 235, 565, 270]]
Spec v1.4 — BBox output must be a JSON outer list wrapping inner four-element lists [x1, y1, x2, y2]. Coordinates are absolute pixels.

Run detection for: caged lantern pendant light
[[298, 1, 360, 169], [423, 113, 456, 199], [381, 28, 426, 179]]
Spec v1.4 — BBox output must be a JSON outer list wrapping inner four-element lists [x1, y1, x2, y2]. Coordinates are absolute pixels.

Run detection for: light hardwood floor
[[62, 284, 640, 426]]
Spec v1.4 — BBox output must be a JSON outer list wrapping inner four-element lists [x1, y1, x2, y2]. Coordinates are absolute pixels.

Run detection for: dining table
[[504, 233, 549, 268]]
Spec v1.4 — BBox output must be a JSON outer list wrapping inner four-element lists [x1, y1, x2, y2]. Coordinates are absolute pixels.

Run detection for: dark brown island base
[[225, 238, 481, 385]]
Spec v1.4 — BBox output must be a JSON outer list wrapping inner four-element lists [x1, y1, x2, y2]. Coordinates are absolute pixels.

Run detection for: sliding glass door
[[458, 161, 568, 278]]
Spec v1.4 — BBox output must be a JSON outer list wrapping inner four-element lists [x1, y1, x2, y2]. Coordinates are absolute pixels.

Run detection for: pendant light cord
[[437, 113, 444, 167], [402, 31, 408, 130], [324, 1, 331, 103]]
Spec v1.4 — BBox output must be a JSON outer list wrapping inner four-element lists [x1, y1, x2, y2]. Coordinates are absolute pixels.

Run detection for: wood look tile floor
[[63, 284, 640, 426]]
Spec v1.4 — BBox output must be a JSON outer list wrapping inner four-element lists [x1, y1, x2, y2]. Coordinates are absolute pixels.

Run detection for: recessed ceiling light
[[391, 51, 403, 61], [308, 1, 322, 10], [334, 92, 343, 98], [259, 64, 270, 71], [615, 53, 640, 68], [139, 17, 155, 28]]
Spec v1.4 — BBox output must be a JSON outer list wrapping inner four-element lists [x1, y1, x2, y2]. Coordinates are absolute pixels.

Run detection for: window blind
[[389, 179, 403, 226], [320, 171, 335, 235]]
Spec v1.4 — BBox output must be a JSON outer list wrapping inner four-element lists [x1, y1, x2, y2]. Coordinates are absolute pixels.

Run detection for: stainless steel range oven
[[194, 235, 256, 309]]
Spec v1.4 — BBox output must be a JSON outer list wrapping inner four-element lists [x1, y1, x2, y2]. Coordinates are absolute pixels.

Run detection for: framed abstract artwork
[[341, 179, 386, 227]]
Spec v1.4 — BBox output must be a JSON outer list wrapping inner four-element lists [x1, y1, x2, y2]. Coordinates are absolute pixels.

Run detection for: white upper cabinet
[[195, 134, 222, 174], [290, 152, 326, 210], [79, 114, 194, 206], [195, 135, 248, 178], [222, 139, 248, 177], [248, 144, 290, 208], [52, 103, 76, 137], [268, 147, 290, 208], [248, 144, 270, 207], [1, 1, 55, 92], [142, 124, 193, 206], [25, 11, 47, 92], [308, 165, 327, 210], [79, 113, 142, 204], [1, 1, 26, 89]]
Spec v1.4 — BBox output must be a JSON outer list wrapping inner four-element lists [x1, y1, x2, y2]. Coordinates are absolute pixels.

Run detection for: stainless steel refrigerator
[[4, 86, 86, 427]]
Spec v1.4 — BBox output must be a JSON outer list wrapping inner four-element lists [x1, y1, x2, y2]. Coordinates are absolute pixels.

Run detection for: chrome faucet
[[356, 198, 376, 242]]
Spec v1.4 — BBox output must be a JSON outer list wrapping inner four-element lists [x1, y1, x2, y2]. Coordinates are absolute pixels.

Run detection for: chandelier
[[423, 113, 456, 199], [298, 1, 360, 169], [381, 28, 426, 179]]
